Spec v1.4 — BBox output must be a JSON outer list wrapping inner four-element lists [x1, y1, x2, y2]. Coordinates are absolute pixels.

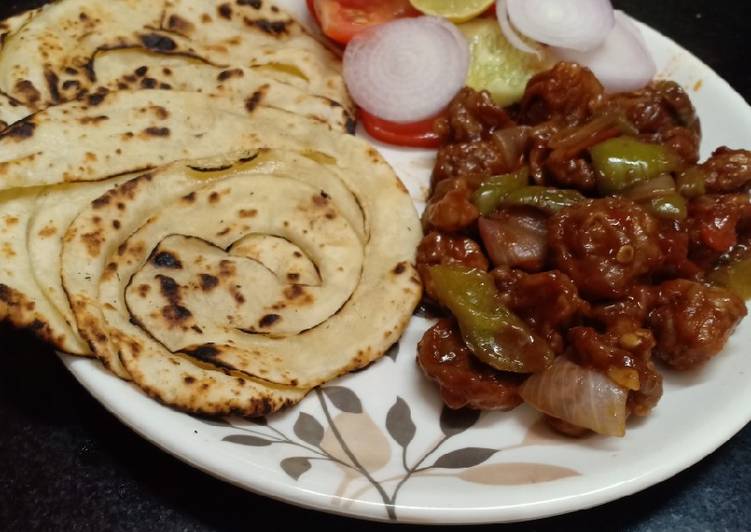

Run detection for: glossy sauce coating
[[416, 63, 750, 436]]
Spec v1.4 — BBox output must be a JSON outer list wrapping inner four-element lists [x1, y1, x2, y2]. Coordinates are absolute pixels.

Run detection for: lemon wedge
[[410, 0, 495, 24]]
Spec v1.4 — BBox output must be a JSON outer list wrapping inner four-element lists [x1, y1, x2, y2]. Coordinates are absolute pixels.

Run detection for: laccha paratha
[[0, 92, 358, 359], [0, 0, 350, 115], [0, 90, 353, 190], [0, 0, 422, 419], [62, 146, 420, 412], [0, 8, 37, 130]]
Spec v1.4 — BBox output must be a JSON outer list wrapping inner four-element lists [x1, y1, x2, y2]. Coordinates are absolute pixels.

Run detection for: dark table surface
[[1, 1, 750, 531]]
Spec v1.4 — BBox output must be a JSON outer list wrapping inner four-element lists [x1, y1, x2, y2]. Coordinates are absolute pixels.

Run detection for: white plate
[[61, 3, 751, 525]]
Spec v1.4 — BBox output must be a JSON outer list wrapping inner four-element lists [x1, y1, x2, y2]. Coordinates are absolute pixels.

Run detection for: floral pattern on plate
[[205, 345, 578, 521]]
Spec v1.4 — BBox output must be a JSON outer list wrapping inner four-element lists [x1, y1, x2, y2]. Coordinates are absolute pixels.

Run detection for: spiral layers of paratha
[[0, 0, 351, 118], [0, 1, 422, 416]]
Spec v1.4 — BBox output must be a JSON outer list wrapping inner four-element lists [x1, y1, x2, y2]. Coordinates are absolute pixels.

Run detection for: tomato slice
[[312, 0, 419, 45], [359, 108, 444, 149], [306, 0, 320, 24]]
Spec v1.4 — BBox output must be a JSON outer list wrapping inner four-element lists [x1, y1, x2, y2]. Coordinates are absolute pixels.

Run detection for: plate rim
[[57, 15, 751, 526]]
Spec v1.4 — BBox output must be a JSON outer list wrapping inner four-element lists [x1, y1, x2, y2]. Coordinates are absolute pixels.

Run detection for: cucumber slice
[[459, 18, 551, 106]]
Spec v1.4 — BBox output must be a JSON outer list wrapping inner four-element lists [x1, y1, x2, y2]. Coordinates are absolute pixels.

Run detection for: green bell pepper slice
[[676, 166, 707, 198], [709, 258, 751, 300], [428, 265, 554, 373], [590, 136, 680, 194], [500, 186, 585, 213], [645, 192, 687, 220], [472, 167, 529, 215]]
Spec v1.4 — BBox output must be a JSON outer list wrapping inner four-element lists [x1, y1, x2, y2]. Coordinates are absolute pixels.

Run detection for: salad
[[307, 0, 656, 148]]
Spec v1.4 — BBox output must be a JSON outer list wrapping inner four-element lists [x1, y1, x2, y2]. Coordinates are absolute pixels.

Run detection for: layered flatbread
[[0, 0, 350, 117]]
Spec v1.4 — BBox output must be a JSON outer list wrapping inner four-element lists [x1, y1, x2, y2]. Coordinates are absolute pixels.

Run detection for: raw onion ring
[[343, 16, 469, 123], [552, 11, 657, 93], [505, 0, 615, 52], [495, 0, 540, 56]]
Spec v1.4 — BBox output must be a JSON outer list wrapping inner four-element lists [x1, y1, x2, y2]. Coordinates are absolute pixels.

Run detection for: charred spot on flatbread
[[237, 0, 263, 8], [151, 250, 183, 269], [0, 120, 35, 140], [140, 33, 177, 52]]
